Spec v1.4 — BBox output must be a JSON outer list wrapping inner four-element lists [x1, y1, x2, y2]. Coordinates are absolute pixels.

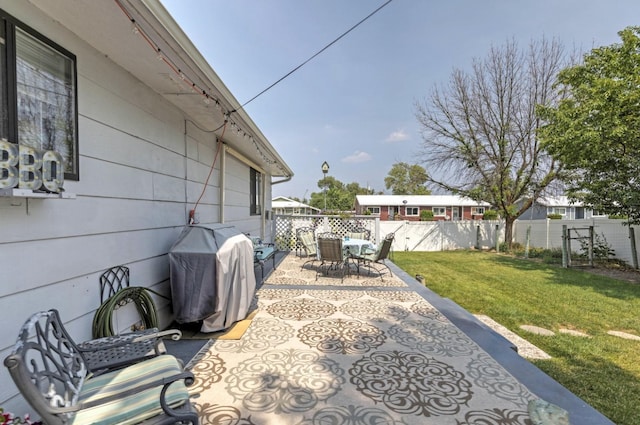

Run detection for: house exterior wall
[[358, 204, 485, 221], [0, 1, 273, 411], [519, 203, 601, 220]]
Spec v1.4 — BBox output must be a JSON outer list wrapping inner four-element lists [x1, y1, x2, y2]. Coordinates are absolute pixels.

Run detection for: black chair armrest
[[77, 329, 182, 352]]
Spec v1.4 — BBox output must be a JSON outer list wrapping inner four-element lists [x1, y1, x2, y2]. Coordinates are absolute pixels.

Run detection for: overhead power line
[[233, 0, 394, 113]]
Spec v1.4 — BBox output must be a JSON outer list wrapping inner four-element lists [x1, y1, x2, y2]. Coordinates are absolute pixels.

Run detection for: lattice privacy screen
[[272, 215, 378, 251]]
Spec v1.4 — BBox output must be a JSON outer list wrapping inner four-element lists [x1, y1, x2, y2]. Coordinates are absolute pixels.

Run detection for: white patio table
[[342, 237, 375, 257]]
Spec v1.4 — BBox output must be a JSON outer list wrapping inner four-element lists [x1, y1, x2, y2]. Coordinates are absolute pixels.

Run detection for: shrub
[[547, 213, 563, 219], [420, 210, 435, 221], [578, 232, 615, 261], [482, 210, 499, 220]]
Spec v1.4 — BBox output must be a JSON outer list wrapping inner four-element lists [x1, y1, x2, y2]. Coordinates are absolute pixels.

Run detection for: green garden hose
[[92, 286, 160, 338]]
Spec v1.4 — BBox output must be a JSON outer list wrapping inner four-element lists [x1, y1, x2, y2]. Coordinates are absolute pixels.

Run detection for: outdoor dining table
[[342, 237, 375, 257]]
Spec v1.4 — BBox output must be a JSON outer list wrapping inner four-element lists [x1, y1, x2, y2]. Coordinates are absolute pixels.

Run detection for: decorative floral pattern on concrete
[[189, 256, 538, 424], [388, 320, 477, 357], [456, 408, 532, 425], [213, 317, 295, 353], [298, 318, 386, 354], [267, 297, 336, 320], [341, 298, 410, 322], [225, 348, 345, 414], [350, 350, 473, 417], [466, 353, 533, 405], [296, 405, 409, 425], [264, 253, 408, 287]]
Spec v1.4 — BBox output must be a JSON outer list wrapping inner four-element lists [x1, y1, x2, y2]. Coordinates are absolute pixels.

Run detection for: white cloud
[[386, 129, 410, 143], [342, 151, 372, 163]]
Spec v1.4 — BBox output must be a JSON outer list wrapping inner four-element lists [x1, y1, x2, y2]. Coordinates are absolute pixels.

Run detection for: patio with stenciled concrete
[[183, 253, 614, 425]]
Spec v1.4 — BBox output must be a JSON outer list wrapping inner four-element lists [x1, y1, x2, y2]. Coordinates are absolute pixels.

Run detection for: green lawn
[[393, 250, 640, 425]]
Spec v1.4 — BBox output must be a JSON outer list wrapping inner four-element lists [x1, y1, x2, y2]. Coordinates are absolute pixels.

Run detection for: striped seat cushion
[[70, 355, 190, 425], [300, 233, 316, 255]]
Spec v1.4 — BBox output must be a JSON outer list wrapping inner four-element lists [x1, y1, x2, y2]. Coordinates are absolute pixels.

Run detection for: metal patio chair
[[352, 232, 394, 279], [316, 234, 348, 282]]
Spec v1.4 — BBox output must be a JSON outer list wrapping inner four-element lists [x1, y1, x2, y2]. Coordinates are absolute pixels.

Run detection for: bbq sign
[[0, 139, 65, 193]]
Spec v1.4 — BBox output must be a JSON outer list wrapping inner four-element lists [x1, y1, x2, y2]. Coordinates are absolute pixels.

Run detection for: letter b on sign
[[0, 139, 19, 189], [0, 140, 65, 192]]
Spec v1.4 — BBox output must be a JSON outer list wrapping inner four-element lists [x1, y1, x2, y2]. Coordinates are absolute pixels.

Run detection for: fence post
[[562, 225, 568, 268], [495, 224, 500, 252], [475, 225, 481, 250], [589, 226, 594, 267], [525, 225, 531, 258], [630, 226, 639, 269]]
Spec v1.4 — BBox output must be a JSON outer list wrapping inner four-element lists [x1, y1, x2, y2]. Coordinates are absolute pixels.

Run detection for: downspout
[[269, 175, 291, 239], [220, 141, 226, 223], [261, 171, 266, 238], [272, 175, 292, 185]]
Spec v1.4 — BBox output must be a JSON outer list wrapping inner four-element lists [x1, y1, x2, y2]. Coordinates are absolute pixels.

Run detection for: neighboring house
[[0, 0, 292, 413], [355, 195, 491, 221], [272, 196, 321, 215], [518, 196, 607, 220]]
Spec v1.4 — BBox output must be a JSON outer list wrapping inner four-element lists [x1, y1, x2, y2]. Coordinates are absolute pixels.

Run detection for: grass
[[392, 250, 640, 425]]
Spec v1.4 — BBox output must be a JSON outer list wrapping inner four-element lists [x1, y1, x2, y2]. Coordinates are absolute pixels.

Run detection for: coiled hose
[[92, 286, 160, 339]]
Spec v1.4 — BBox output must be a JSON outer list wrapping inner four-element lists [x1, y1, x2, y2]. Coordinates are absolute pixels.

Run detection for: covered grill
[[168, 224, 256, 332]]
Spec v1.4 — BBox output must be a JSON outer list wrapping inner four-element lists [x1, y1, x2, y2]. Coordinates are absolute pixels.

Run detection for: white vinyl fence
[[273, 215, 640, 266], [513, 218, 639, 266], [379, 220, 504, 252]]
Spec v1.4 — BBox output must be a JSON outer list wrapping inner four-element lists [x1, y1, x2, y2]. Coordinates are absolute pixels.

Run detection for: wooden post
[[475, 225, 481, 250], [566, 227, 573, 267], [630, 227, 639, 269], [525, 225, 531, 258], [495, 224, 500, 252], [562, 225, 568, 268], [588, 226, 594, 267]]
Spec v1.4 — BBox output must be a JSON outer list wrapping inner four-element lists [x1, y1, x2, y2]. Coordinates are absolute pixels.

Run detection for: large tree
[[308, 176, 372, 212], [384, 162, 431, 195], [538, 27, 640, 223], [415, 38, 572, 246]]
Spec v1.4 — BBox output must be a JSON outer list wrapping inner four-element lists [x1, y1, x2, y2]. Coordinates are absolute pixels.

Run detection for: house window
[[406, 207, 419, 216], [0, 10, 79, 180], [549, 207, 566, 216], [366, 207, 380, 214], [432, 207, 446, 216], [471, 207, 485, 215], [250, 167, 261, 215]]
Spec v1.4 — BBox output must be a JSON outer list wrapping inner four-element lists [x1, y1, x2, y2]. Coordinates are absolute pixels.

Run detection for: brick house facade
[[355, 195, 491, 221]]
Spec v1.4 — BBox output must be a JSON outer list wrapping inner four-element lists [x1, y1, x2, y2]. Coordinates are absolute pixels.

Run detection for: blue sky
[[160, 0, 640, 201]]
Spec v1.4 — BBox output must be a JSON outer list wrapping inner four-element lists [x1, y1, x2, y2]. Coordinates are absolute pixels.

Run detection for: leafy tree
[[538, 27, 640, 223], [415, 38, 572, 246], [384, 162, 431, 195], [308, 176, 372, 212]]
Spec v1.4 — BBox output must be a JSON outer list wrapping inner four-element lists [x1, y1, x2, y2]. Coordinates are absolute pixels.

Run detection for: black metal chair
[[82, 265, 181, 374], [352, 232, 395, 279], [316, 234, 348, 282], [346, 227, 371, 241]]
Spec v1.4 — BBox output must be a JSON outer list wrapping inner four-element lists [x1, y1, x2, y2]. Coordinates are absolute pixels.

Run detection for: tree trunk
[[504, 216, 516, 249]]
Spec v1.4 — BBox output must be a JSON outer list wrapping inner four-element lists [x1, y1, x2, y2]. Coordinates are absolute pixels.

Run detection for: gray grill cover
[[169, 224, 256, 332]]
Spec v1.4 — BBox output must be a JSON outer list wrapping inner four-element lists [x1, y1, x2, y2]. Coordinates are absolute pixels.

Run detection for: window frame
[[471, 207, 485, 215], [249, 167, 261, 216], [432, 207, 446, 216], [366, 206, 380, 214], [549, 207, 566, 216], [0, 9, 79, 181], [405, 206, 419, 216]]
